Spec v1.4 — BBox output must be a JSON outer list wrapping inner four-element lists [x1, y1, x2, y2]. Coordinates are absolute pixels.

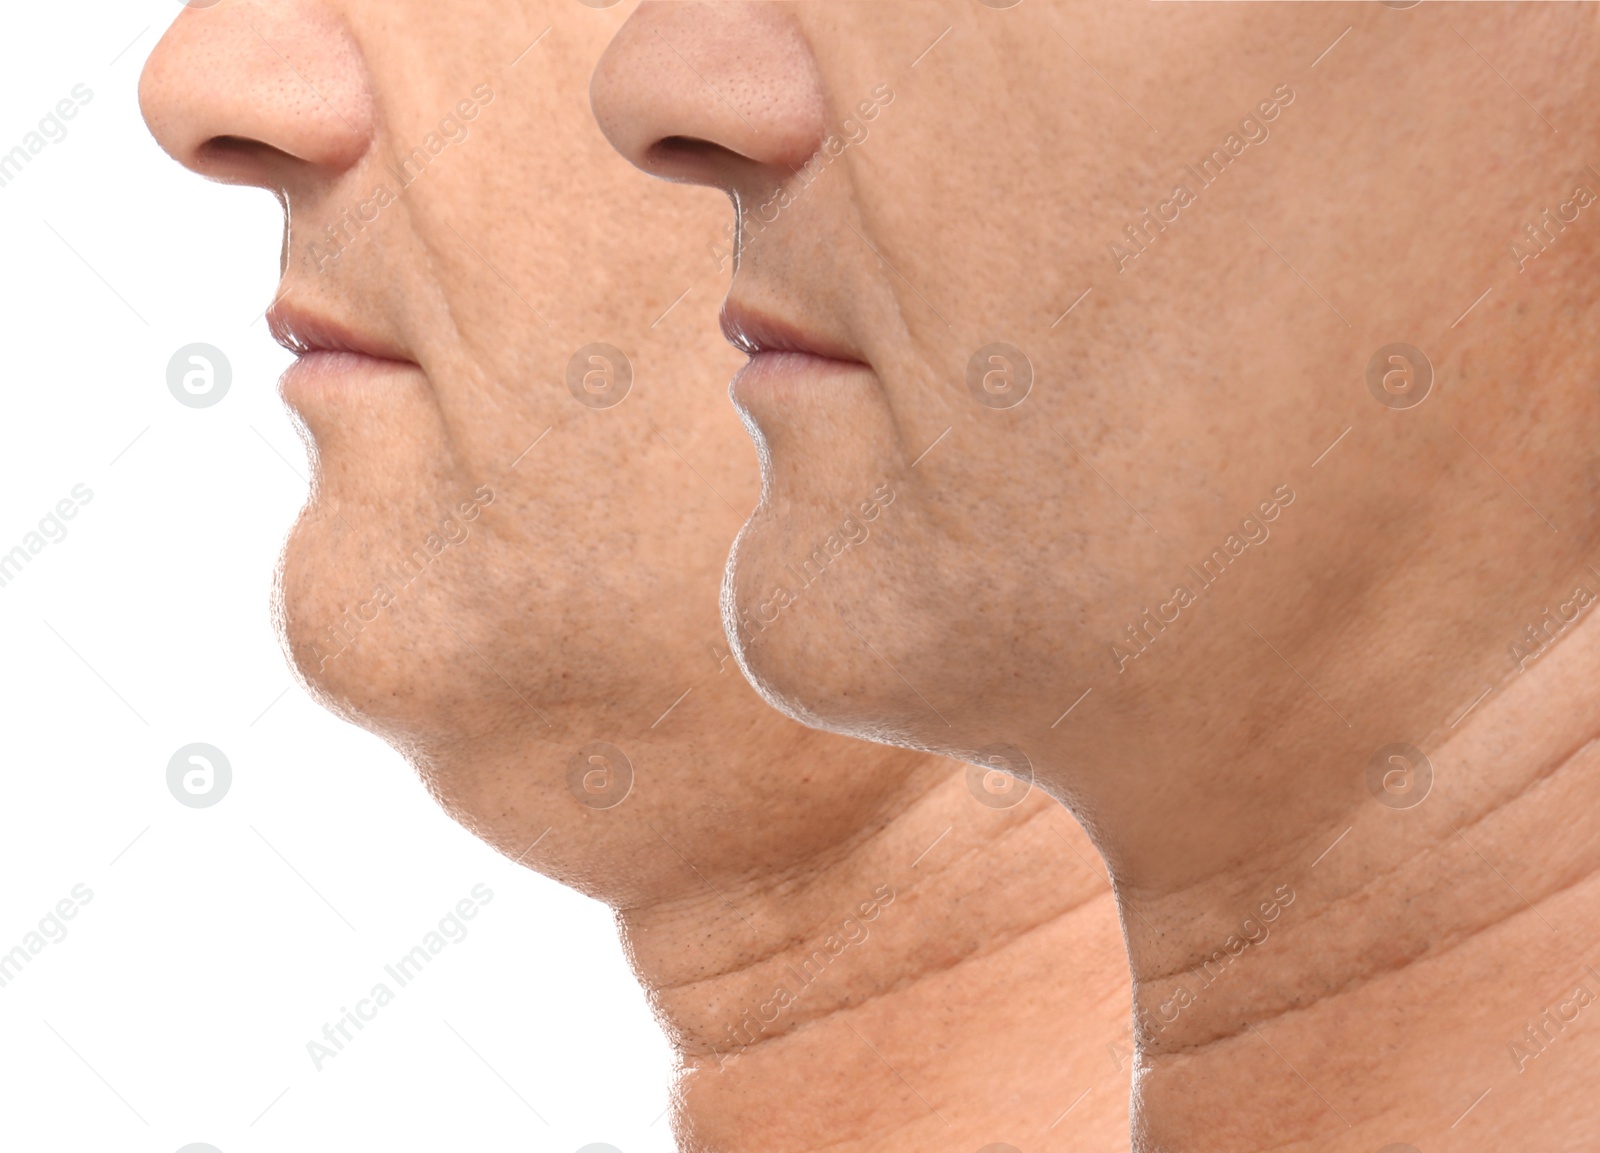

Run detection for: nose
[[139, 1, 373, 191], [590, 1, 827, 191]]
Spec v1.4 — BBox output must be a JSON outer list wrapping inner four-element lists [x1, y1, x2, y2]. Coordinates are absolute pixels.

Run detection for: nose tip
[[590, 1, 827, 187], [139, 1, 374, 186]]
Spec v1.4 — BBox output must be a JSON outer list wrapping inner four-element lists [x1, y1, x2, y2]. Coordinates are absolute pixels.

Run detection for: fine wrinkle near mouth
[[267, 301, 413, 364], [720, 302, 864, 364]]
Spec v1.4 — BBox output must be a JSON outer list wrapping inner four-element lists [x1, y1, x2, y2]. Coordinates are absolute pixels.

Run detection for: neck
[[619, 760, 1130, 1152], [1124, 611, 1600, 1151]]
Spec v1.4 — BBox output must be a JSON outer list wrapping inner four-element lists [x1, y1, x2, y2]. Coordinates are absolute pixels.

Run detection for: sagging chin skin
[[273, 365, 525, 761]]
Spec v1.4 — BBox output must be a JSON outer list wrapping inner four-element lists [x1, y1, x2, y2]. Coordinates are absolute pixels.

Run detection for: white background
[[0, 4, 675, 1151]]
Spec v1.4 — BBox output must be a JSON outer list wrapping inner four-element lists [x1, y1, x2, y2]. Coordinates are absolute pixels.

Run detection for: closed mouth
[[720, 300, 863, 365], [267, 300, 413, 364]]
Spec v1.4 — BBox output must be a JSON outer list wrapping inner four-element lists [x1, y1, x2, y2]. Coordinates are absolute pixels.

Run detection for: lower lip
[[278, 350, 423, 409], [729, 350, 875, 408]]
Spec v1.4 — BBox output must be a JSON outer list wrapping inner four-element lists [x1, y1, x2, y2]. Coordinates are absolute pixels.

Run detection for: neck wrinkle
[[623, 761, 1109, 1053], [619, 763, 1130, 1153], [1125, 611, 1600, 1149]]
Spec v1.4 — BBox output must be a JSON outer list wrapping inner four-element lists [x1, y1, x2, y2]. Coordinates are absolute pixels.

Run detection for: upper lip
[[266, 299, 414, 363], [719, 299, 864, 364]]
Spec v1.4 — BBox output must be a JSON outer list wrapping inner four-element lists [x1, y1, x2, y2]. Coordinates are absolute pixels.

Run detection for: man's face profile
[[592, 3, 1600, 1150], [131, 2, 1132, 1151]]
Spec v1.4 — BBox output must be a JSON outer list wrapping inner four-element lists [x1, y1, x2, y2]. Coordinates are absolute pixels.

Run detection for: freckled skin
[[138, 3, 1130, 1150], [594, 2, 1600, 1149]]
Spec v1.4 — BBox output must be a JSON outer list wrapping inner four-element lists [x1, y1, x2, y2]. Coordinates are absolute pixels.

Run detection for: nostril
[[193, 134, 297, 184], [644, 135, 751, 184], [201, 135, 266, 161], [649, 134, 728, 165], [655, 135, 716, 156]]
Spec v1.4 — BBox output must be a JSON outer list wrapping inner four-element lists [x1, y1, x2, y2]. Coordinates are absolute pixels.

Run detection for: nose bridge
[[590, 1, 828, 185], [139, 1, 375, 182]]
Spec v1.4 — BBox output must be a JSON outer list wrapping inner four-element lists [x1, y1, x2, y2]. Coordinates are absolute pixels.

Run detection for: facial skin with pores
[[138, 3, 1131, 1150], [596, 3, 1600, 1149]]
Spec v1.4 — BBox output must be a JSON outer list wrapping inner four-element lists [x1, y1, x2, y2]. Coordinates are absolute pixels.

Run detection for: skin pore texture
[[592, 3, 1600, 1150], [138, 3, 1131, 1151]]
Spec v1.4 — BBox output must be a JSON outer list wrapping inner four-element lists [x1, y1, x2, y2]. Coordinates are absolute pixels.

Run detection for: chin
[[273, 494, 465, 747], [276, 497, 399, 726], [722, 502, 956, 753], [724, 472, 1088, 759]]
